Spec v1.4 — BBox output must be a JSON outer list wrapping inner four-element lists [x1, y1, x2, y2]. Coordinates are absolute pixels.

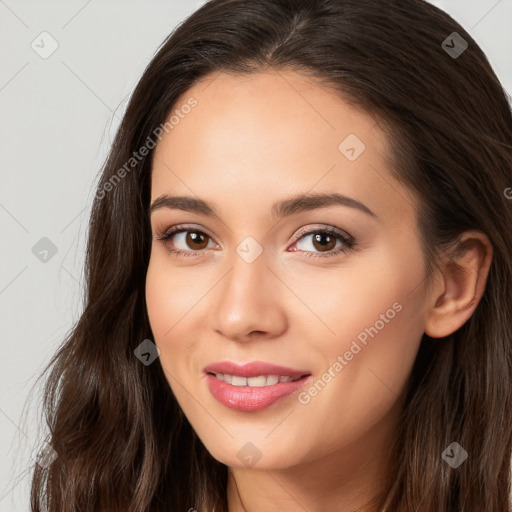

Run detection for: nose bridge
[[222, 240, 272, 308], [210, 238, 287, 339]]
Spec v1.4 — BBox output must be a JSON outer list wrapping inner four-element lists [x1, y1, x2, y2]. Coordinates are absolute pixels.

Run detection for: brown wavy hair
[[28, 0, 512, 510]]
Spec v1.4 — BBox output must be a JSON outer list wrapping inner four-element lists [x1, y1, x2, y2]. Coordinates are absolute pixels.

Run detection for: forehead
[[150, 69, 414, 223], [154, 68, 388, 162]]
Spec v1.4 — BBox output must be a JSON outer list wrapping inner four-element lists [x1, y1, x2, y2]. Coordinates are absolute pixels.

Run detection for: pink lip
[[203, 361, 312, 412]]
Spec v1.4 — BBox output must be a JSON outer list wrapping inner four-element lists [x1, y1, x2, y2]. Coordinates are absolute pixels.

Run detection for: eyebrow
[[148, 192, 377, 220]]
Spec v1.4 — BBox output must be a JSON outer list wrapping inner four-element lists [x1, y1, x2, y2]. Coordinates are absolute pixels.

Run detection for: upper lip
[[203, 361, 311, 378]]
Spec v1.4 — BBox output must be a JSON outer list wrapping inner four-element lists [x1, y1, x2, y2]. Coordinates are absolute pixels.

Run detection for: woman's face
[[146, 69, 431, 473]]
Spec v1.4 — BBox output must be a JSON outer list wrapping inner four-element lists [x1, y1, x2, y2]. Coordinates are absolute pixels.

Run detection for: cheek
[[145, 259, 191, 405], [287, 295, 424, 464], [145, 253, 202, 340], [287, 235, 425, 354], [145, 256, 195, 367], [145, 252, 217, 390], [145, 258, 172, 340], [296, 244, 426, 436]]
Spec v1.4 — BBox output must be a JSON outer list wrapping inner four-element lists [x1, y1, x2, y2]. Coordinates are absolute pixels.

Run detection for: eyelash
[[156, 224, 355, 260]]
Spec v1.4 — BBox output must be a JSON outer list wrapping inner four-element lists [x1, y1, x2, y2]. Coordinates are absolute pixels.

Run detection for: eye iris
[[312, 233, 336, 252], [187, 231, 208, 250]]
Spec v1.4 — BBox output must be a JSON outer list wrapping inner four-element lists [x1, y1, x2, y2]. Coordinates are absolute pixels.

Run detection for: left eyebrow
[[271, 192, 377, 219], [148, 192, 378, 219]]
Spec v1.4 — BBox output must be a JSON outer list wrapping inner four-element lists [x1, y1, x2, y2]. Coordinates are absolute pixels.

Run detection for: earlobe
[[424, 231, 493, 338]]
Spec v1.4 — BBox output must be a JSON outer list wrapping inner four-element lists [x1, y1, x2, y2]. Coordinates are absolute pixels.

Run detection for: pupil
[[187, 232, 208, 249], [314, 233, 334, 251]]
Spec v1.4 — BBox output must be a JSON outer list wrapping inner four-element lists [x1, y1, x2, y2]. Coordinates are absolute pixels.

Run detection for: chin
[[199, 434, 305, 470]]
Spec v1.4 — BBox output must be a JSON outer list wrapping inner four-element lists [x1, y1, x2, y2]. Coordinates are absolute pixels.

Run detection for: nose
[[209, 248, 288, 343]]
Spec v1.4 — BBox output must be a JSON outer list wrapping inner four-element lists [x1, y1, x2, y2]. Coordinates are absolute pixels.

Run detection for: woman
[[29, 0, 512, 510]]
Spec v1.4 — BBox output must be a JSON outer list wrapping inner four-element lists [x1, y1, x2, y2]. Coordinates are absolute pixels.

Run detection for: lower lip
[[205, 373, 311, 412]]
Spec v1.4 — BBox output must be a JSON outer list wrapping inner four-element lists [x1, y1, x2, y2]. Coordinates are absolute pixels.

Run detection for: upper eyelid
[[157, 224, 216, 242], [294, 224, 353, 241]]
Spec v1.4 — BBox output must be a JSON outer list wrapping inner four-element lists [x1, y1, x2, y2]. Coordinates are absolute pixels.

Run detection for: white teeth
[[265, 375, 279, 385], [231, 375, 247, 386], [214, 373, 302, 387], [246, 376, 268, 387]]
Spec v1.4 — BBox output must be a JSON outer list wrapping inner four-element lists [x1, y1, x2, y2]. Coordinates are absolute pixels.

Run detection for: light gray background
[[1, 1, 511, 510]]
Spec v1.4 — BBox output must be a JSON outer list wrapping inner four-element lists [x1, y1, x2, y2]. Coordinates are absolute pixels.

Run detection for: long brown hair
[[29, 0, 512, 510]]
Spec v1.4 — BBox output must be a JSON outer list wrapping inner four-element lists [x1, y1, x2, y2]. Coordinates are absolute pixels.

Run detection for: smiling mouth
[[205, 371, 312, 412], [207, 372, 308, 387]]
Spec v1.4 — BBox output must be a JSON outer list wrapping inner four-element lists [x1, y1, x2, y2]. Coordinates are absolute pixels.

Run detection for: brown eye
[[290, 227, 355, 259], [311, 232, 337, 252], [157, 226, 217, 258], [185, 231, 209, 250]]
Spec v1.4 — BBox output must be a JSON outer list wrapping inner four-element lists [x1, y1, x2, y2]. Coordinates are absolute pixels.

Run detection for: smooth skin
[[145, 69, 492, 512]]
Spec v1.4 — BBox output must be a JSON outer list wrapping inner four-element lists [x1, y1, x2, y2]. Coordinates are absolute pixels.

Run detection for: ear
[[424, 230, 493, 338]]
